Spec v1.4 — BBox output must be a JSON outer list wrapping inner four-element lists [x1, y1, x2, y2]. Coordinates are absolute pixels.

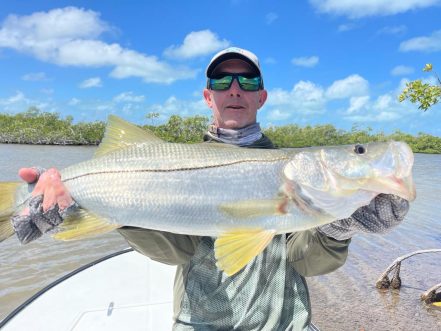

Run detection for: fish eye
[[354, 144, 366, 155]]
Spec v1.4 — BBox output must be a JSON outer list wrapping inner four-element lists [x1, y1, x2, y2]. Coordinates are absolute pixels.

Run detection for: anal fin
[[52, 209, 120, 241]]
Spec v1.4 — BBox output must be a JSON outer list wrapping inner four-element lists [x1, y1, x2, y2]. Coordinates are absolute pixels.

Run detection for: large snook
[[0, 116, 416, 276]]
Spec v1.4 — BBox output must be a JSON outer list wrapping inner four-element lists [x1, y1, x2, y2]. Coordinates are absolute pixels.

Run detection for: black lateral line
[[64, 157, 288, 183]]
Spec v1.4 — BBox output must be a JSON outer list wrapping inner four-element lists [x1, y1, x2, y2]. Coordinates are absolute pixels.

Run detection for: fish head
[[282, 141, 416, 217]]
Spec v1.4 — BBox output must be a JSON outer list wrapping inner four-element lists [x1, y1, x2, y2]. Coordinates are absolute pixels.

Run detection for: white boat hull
[[0, 249, 176, 331]]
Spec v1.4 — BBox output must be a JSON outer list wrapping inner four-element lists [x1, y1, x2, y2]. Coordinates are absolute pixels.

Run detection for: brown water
[[0, 144, 440, 330]]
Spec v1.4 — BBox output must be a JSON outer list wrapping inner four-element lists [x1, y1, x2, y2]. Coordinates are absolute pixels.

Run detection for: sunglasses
[[208, 73, 262, 91]]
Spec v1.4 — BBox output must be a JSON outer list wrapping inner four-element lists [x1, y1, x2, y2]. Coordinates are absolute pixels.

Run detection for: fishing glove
[[317, 194, 409, 241], [11, 167, 78, 244]]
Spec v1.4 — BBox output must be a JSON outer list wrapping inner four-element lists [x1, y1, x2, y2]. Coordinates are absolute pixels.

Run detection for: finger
[[44, 168, 72, 210], [42, 169, 72, 212], [18, 168, 39, 184], [32, 171, 50, 197], [20, 207, 30, 216], [32, 168, 60, 197], [55, 183, 74, 211], [42, 185, 58, 212]]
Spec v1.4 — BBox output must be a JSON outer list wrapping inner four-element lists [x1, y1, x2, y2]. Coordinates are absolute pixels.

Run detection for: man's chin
[[222, 119, 252, 129]]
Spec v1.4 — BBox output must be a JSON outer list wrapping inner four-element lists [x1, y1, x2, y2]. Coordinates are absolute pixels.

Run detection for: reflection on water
[[0, 144, 440, 330]]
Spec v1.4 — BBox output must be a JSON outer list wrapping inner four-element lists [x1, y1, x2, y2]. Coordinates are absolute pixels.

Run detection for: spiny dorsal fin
[[52, 209, 120, 241], [95, 115, 165, 158], [215, 228, 276, 276]]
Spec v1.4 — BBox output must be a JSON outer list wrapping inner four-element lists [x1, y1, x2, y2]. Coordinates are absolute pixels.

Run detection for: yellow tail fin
[[0, 182, 20, 242]]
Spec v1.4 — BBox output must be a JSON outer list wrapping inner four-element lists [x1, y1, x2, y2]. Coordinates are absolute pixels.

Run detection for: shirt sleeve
[[117, 226, 202, 265], [317, 194, 409, 241], [286, 229, 351, 277]]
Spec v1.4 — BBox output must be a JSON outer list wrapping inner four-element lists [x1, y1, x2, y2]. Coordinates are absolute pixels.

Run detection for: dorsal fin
[[95, 115, 165, 157]]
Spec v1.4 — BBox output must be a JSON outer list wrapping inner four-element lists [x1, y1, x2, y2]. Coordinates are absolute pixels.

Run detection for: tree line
[[0, 108, 440, 154]]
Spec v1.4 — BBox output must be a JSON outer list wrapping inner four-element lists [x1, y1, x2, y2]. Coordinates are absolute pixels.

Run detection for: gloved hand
[[317, 194, 409, 241], [11, 167, 78, 244]]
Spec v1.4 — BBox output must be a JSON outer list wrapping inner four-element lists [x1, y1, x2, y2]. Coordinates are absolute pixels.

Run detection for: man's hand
[[12, 167, 77, 244], [19, 167, 73, 215], [317, 194, 409, 241]]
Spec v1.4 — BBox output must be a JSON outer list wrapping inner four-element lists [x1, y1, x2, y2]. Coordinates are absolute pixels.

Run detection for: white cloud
[[373, 94, 392, 110], [22, 72, 48, 81], [0, 7, 196, 84], [397, 78, 410, 94], [338, 23, 358, 32], [399, 30, 441, 53], [68, 98, 80, 106], [377, 25, 407, 35], [267, 109, 291, 121], [266, 81, 326, 120], [148, 96, 207, 117], [345, 111, 401, 122], [263, 74, 412, 124], [265, 12, 278, 25], [326, 74, 369, 99], [291, 56, 319, 68], [79, 77, 102, 88], [391, 65, 414, 76], [163, 30, 230, 59], [343, 86, 411, 123], [0, 91, 56, 113], [0, 7, 108, 60], [113, 92, 145, 103], [0, 91, 26, 105], [347, 96, 370, 113], [309, 0, 440, 19]]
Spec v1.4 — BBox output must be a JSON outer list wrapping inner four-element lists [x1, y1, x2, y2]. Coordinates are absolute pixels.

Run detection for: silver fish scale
[[61, 142, 290, 180], [63, 157, 290, 237], [12, 140, 413, 238]]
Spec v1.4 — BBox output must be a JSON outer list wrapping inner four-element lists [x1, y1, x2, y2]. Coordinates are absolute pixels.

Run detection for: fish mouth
[[371, 175, 416, 201]]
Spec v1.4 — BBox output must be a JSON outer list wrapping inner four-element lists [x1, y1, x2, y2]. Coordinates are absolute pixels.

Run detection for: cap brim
[[206, 53, 261, 78]]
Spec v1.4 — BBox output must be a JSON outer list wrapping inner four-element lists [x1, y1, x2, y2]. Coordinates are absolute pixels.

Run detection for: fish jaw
[[366, 174, 416, 201]]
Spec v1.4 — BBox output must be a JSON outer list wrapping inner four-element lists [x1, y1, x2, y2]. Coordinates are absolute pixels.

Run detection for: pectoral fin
[[52, 209, 120, 241], [219, 198, 287, 219], [215, 228, 276, 276]]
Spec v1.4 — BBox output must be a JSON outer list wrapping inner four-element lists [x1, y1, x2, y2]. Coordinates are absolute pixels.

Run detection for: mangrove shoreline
[[1, 109, 441, 154]]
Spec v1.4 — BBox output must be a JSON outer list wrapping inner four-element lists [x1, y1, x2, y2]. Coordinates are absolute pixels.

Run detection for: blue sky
[[0, 1, 440, 136]]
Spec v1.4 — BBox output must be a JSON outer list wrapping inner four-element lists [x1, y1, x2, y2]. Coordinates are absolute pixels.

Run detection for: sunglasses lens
[[209, 75, 261, 91], [237, 76, 261, 91], [210, 76, 233, 90]]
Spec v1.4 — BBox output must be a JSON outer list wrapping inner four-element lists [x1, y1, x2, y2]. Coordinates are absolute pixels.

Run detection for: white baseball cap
[[206, 47, 263, 84]]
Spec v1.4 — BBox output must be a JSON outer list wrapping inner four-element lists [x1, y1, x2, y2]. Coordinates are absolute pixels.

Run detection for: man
[[15, 47, 409, 330]]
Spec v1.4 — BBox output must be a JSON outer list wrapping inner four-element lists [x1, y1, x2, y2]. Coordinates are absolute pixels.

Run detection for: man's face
[[203, 59, 267, 129]]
